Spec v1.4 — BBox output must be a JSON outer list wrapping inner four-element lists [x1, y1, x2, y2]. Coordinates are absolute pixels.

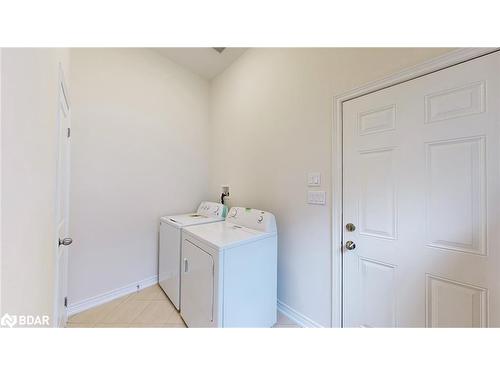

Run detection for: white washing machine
[[180, 207, 277, 327], [159, 201, 227, 310]]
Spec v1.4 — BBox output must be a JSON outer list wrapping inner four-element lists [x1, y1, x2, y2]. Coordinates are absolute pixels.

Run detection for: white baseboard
[[277, 299, 324, 328], [67, 275, 158, 316]]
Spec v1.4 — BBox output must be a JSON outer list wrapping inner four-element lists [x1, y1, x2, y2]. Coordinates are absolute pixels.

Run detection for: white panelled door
[[55, 68, 72, 327], [343, 52, 500, 327]]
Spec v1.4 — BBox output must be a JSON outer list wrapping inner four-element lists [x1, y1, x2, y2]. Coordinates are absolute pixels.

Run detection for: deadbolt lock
[[345, 241, 356, 251], [346, 223, 356, 232]]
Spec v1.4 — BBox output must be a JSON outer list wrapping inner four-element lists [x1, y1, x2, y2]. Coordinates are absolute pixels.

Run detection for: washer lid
[[160, 213, 223, 228], [183, 220, 275, 250], [160, 201, 227, 228]]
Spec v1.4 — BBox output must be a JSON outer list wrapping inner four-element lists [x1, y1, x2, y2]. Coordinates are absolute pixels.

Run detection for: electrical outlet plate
[[308, 190, 326, 205]]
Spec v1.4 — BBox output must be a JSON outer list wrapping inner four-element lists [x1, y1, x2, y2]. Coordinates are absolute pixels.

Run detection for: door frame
[[330, 47, 499, 328], [0, 48, 2, 315], [53, 63, 71, 327]]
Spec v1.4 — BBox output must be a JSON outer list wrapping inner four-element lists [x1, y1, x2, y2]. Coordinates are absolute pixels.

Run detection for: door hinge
[[64, 297, 68, 308], [67, 128, 71, 138]]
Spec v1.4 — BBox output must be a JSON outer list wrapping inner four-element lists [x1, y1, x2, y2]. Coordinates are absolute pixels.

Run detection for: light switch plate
[[308, 190, 326, 205], [308, 172, 321, 187]]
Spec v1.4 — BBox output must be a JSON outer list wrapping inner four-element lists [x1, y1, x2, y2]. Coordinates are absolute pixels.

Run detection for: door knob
[[345, 240, 356, 251], [59, 237, 73, 246], [345, 223, 356, 232]]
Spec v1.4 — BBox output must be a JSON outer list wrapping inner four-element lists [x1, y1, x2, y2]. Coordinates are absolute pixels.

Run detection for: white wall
[[1, 48, 70, 318], [0, 47, 457, 324], [209, 48, 453, 327], [68, 49, 211, 305]]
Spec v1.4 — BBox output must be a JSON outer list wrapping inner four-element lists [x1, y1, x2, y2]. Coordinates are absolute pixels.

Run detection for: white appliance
[[159, 201, 227, 310], [180, 207, 277, 327]]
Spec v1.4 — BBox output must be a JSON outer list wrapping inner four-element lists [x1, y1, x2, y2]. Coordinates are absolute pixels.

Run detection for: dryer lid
[[183, 220, 275, 250]]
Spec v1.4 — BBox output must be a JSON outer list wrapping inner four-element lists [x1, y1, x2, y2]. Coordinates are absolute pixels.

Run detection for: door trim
[[330, 47, 499, 328], [0, 48, 2, 315]]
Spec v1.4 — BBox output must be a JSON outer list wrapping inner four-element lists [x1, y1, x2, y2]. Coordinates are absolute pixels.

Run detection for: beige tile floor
[[66, 284, 299, 328]]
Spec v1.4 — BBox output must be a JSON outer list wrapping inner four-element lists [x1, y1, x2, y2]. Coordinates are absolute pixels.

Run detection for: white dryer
[[180, 207, 277, 327], [159, 201, 227, 310]]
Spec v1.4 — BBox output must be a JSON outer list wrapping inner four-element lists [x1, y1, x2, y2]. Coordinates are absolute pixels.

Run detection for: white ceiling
[[155, 48, 248, 80]]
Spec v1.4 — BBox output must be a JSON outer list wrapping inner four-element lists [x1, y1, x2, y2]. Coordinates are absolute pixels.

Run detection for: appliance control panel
[[226, 207, 277, 233], [196, 201, 227, 218]]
